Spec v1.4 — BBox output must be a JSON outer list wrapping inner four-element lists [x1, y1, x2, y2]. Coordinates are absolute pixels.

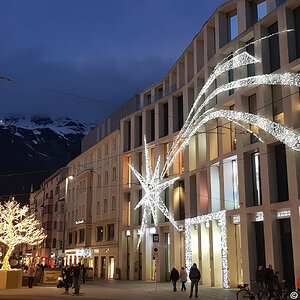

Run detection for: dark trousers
[[181, 281, 186, 291], [28, 277, 34, 288], [172, 280, 177, 291], [190, 280, 199, 297], [74, 277, 80, 294]]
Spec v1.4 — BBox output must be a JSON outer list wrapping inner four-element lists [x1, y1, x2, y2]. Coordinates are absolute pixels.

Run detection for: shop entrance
[[278, 218, 295, 289], [94, 256, 98, 278], [101, 256, 106, 278], [109, 256, 115, 279]]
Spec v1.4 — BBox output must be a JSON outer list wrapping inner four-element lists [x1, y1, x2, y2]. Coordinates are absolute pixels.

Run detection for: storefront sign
[[75, 220, 85, 225], [76, 248, 92, 258], [42, 270, 61, 284]]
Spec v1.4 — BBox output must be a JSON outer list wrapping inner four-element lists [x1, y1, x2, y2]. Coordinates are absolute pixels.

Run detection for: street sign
[[153, 233, 159, 243], [152, 245, 159, 260]]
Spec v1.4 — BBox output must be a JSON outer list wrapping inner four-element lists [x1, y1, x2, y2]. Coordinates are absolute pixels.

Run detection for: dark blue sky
[[0, 0, 225, 123]]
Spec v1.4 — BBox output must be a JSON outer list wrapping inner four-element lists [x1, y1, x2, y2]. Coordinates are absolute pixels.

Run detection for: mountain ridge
[[0, 116, 95, 203]]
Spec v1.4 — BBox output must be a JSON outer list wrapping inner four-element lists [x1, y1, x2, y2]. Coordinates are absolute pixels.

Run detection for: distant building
[[62, 130, 120, 279]]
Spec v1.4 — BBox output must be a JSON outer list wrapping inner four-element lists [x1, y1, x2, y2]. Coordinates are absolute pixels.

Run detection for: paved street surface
[[0, 279, 238, 300]]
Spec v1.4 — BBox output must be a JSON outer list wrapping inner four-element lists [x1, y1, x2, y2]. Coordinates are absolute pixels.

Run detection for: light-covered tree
[[0, 198, 46, 270]]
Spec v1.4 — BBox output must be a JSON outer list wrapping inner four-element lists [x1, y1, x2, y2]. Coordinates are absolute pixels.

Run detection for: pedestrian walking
[[189, 263, 201, 298], [82, 264, 87, 284], [170, 267, 179, 292], [27, 263, 35, 288], [73, 263, 81, 295], [180, 267, 187, 291]]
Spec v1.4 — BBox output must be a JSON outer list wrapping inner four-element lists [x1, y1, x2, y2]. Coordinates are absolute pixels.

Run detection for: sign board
[[153, 233, 159, 243], [152, 245, 159, 259], [42, 270, 62, 284]]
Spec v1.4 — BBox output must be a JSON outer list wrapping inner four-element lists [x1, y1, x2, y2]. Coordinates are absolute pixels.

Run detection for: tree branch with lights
[[0, 199, 46, 270]]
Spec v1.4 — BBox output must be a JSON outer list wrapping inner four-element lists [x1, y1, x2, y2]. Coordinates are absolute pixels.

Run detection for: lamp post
[[62, 175, 73, 266]]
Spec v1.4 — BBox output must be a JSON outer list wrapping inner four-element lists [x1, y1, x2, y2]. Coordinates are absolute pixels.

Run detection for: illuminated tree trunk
[[2, 246, 14, 270]]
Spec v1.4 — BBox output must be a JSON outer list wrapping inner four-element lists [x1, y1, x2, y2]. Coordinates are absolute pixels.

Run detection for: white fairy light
[[185, 210, 229, 288], [0, 198, 46, 270], [128, 30, 300, 288], [128, 136, 180, 249]]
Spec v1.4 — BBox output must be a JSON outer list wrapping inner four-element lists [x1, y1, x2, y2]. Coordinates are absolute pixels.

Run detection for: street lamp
[[62, 175, 73, 266]]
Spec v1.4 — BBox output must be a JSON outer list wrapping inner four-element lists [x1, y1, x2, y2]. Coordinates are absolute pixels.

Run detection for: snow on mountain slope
[[0, 116, 95, 137]]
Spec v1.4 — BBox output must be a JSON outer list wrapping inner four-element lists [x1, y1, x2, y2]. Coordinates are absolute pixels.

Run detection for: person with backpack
[[170, 267, 180, 291], [189, 263, 201, 298]]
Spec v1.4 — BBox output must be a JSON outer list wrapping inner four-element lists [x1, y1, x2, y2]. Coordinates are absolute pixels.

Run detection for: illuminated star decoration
[[128, 137, 180, 248], [130, 30, 300, 253]]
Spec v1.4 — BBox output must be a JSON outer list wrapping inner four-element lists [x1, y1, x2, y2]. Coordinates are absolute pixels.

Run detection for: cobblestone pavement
[[0, 279, 238, 300]]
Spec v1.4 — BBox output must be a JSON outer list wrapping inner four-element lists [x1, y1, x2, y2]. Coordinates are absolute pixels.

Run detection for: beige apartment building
[[119, 0, 300, 289], [63, 130, 120, 279]]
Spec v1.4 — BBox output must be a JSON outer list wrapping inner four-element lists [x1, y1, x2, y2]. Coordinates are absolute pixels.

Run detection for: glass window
[[107, 224, 114, 241], [97, 226, 103, 242], [79, 229, 85, 243]]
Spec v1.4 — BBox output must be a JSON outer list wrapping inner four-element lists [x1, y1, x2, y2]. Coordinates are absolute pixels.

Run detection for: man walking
[[189, 263, 201, 298], [73, 263, 81, 295], [170, 267, 180, 291]]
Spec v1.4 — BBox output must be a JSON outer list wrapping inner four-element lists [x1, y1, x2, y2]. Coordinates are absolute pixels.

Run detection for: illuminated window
[[107, 224, 114, 241], [97, 226, 103, 242]]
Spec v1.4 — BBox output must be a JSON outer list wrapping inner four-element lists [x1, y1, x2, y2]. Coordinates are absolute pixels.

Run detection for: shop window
[[107, 224, 114, 241], [97, 226, 104, 242]]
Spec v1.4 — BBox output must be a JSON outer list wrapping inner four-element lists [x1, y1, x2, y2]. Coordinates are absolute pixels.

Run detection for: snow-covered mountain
[[0, 116, 96, 203]]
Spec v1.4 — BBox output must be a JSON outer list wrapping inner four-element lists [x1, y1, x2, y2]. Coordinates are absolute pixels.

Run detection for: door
[[101, 256, 106, 278], [94, 256, 99, 277]]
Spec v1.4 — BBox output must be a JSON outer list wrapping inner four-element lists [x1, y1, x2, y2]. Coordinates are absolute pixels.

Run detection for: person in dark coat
[[73, 264, 81, 295], [81, 264, 87, 284], [170, 267, 180, 291], [255, 265, 264, 288], [189, 263, 201, 298], [265, 264, 275, 292]]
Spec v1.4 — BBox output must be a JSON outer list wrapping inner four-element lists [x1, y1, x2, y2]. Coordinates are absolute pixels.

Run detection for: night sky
[[0, 0, 225, 123]]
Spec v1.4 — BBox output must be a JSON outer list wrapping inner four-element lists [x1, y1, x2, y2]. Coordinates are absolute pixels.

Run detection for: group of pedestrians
[[255, 264, 285, 294], [170, 263, 201, 298], [61, 263, 87, 295]]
